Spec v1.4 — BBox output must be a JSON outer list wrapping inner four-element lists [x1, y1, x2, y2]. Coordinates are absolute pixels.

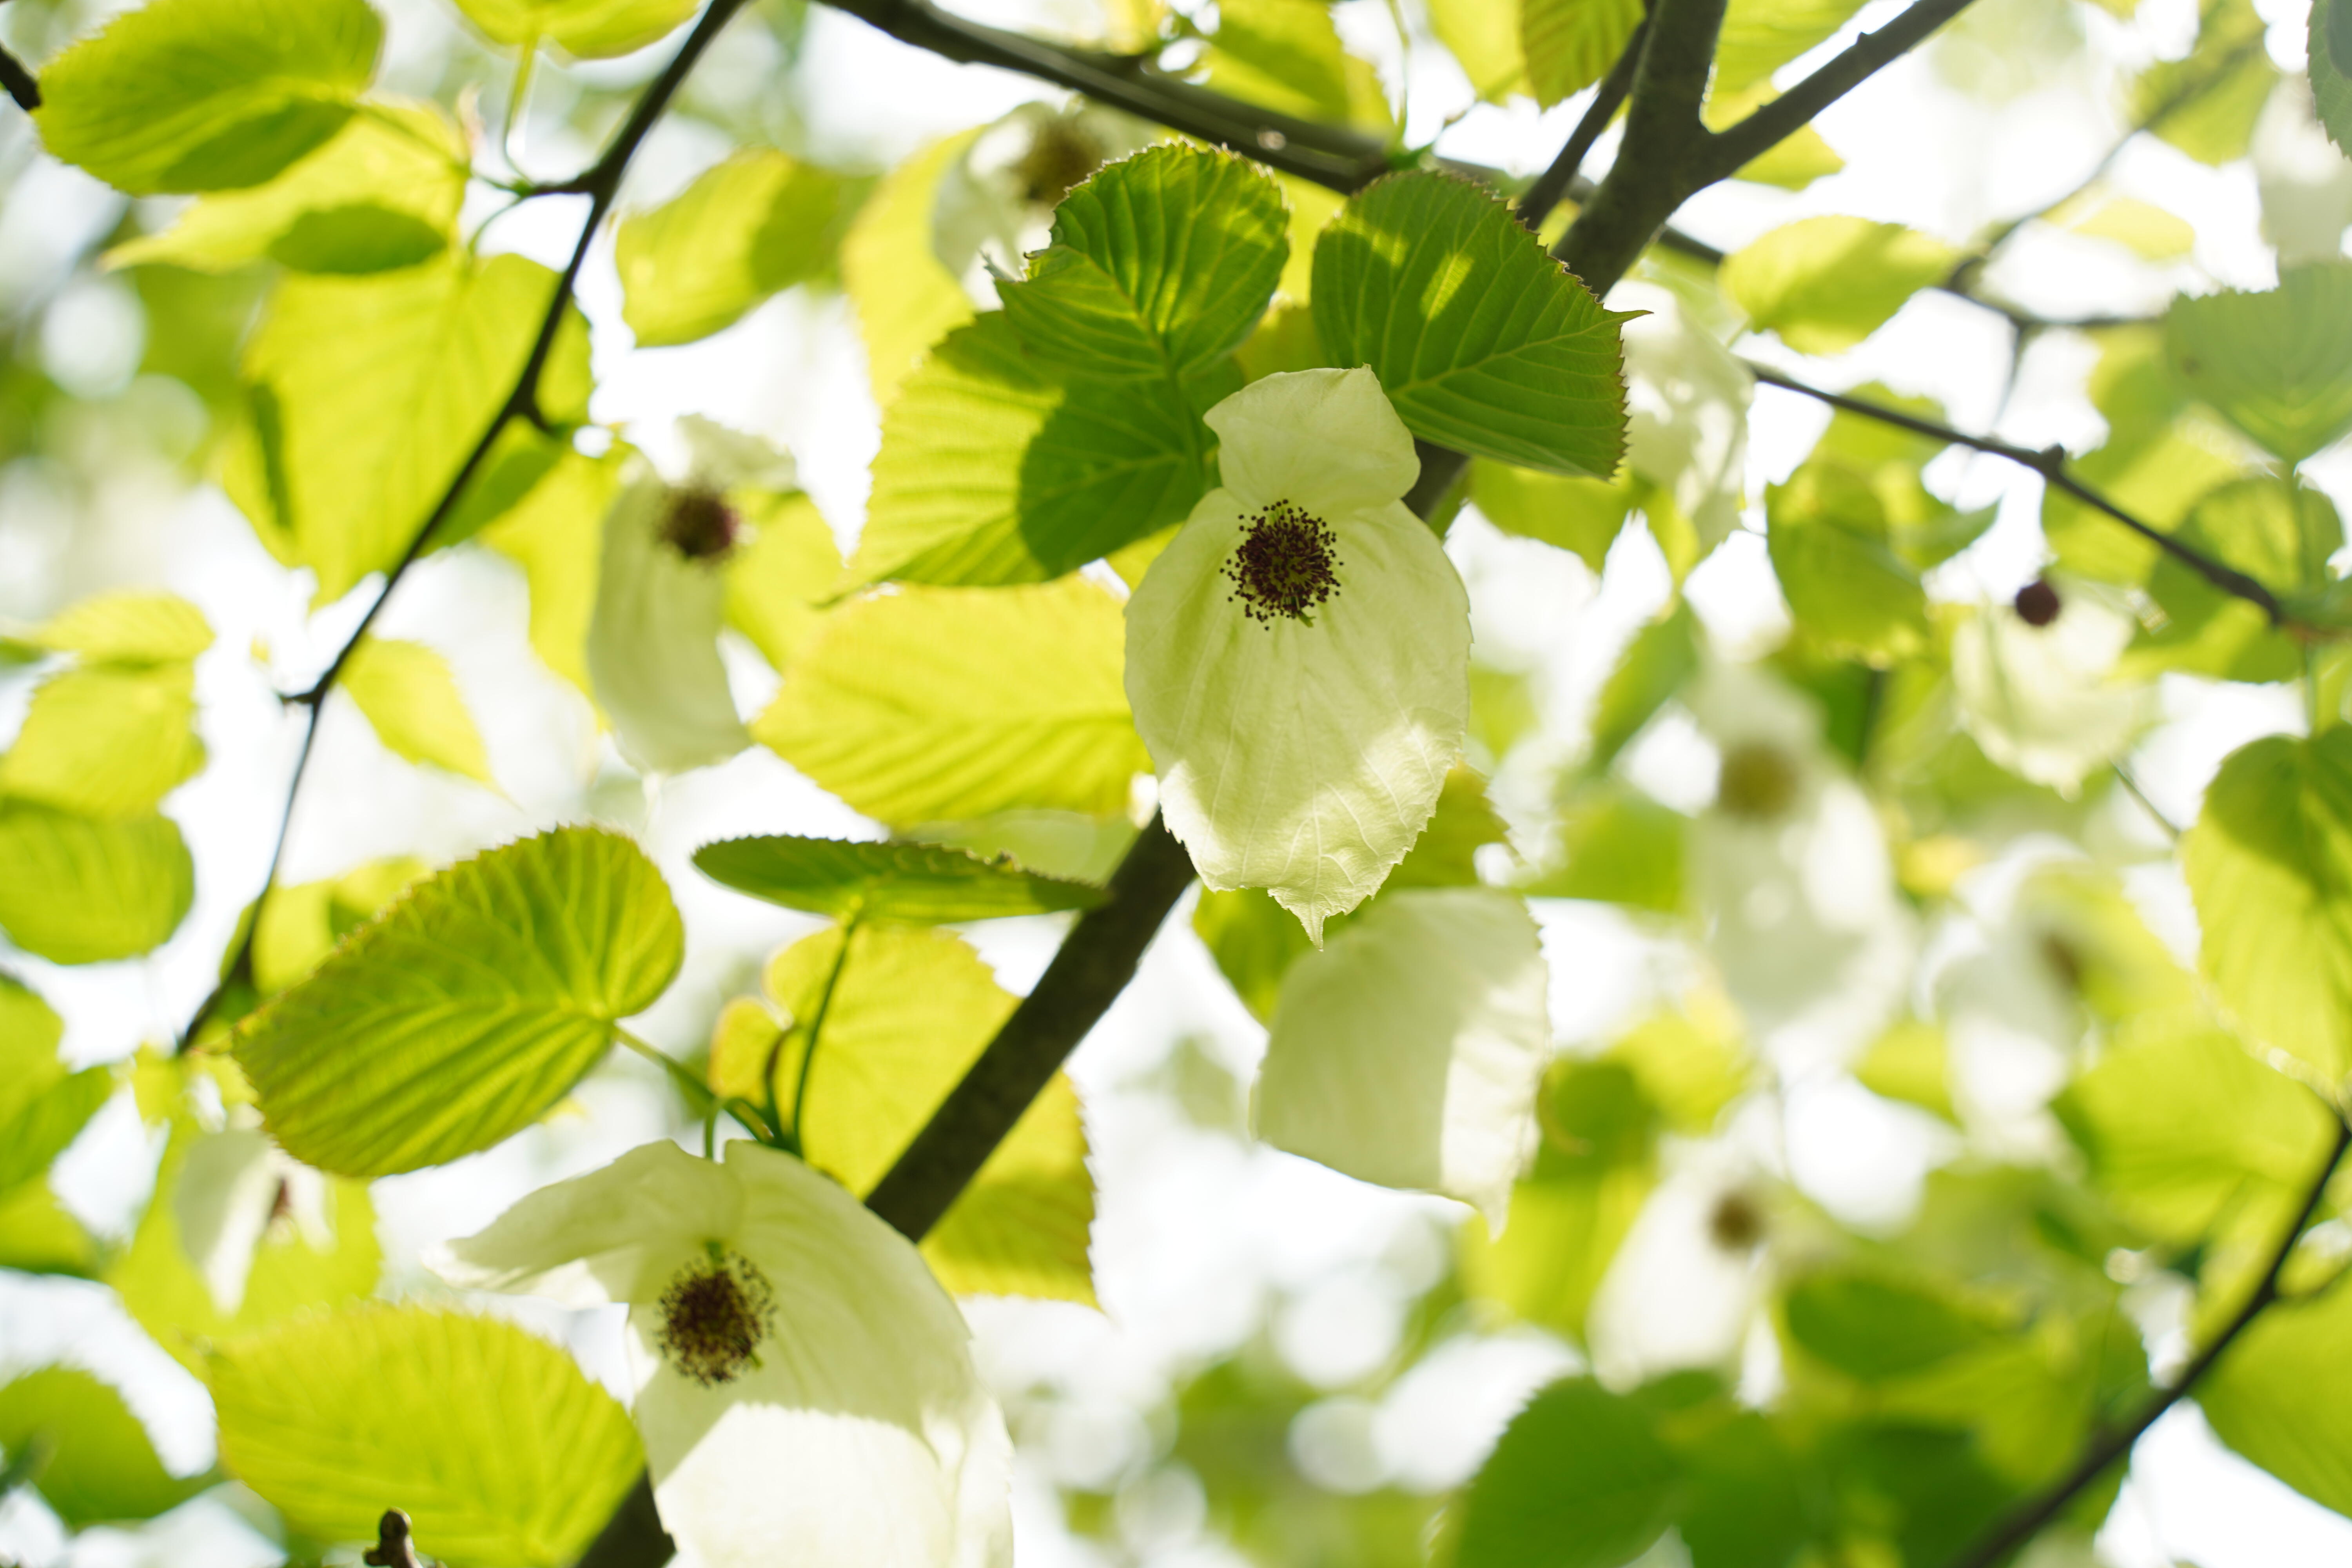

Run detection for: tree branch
[[176, 0, 752, 1051], [1746, 362, 2287, 623], [1942, 1114, 2352, 1568], [0, 40, 37, 112], [1703, 0, 1979, 181], [1520, 7, 1652, 233]]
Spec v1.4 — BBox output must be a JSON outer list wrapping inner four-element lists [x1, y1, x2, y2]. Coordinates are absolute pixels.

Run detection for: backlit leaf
[[0, 1368, 207, 1529], [1522, 0, 1643, 107], [234, 827, 683, 1176], [0, 662, 205, 819], [1456, 1377, 1681, 1568], [2165, 264, 2352, 466], [617, 150, 845, 348], [693, 835, 1103, 922], [450, 0, 698, 58], [340, 637, 495, 786], [1722, 217, 1958, 356], [0, 806, 195, 965]]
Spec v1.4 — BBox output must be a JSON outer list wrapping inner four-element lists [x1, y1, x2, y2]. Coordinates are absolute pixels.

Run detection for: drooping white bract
[[1613, 281, 1753, 552], [1952, 583, 2154, 794], [1125, 368, 1471, 943], [432, 1139, 1011, 1568], [1253, 886, 1549, 1226], [1686, 661, 1914, 1074], [586, 417, 798, 775], [172, 1120, 331, 1314]]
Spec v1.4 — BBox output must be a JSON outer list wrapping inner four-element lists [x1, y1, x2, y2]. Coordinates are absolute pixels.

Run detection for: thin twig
[[1520, 7, 1653, 233], [176, 706, 322, 1050], [1942, 1116, 2352, 1568], [1703, 0, 1980, 180], [177, 0, 752, 1050], [0, 40, 37, 112], [1745, 362, 2287, 623]]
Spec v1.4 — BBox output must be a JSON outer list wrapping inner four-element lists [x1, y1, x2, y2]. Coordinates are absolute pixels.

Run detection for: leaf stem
[[1941, 1113, 2352, 1568], [786, 911, 861, 1156]]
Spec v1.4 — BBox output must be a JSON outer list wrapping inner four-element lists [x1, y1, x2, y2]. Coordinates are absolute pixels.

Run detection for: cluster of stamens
[[655, 1244, 776, 1386], [1714, 741, 1800, 822], [1223, 500, 1342, 626], [658, 487, 740, 562]]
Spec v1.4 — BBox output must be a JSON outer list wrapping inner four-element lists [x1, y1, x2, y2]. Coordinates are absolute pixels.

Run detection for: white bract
[[1952, 584, 2154, 794], [1687, 661, 1914, 1073], [1254, 887, 1550, 1226], [1613, 281, 1753, 552], [586, 417, 797, 775], [432, 1139, 1011, 1568], [1125, 368, 1472, 942], [172, 1120, 331, 1314]]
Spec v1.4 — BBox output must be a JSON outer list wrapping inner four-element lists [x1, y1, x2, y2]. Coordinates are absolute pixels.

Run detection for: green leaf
[[19, 590, 213, 664], [840, 131, 980, 405], [109, 1126, 381, 1372], [1193, 886, 1314, 1024], [693, 835, 1103, 922], [209, 1305, 642, 1566], [2183, 730, 2352, 1084], [1455, 1377, 1682, 1568], [1202, 0, 1390, 127], [2165, 265, 2352, 466], [0, 805, 195, 965], [1766, 485, 1929, 663], [0, 972, 111, 1197], [33, 0, 381, 194], [1722, 217, 1959, 356], [2129, 479, 2340, 681], [0, 1182, 99, 1278], [2056, 1024, 2336, 1244], [221, 252, 593, 604], [0, 1367, 208, 1528], [2312, 0, 2352, 157], [2138, 0, 2275, 166], [1855, 1018, 1955, 1122], [722, 489, 840, 673], [1386, 766, 1512, 891], [339, 637, 495, 786], [1705, 84, 1846, 190], [999, 145, 1288, 382], [105, 100, 467, 276], [1522, 0, 1643, 107], [234, 826, 683, 1176], [2201, 1281, 2352, 1517], [1459, 1058, 1658, 1341], [1670, 1408, 1809, 1568], [479, 448, 622, 699], [616, 150, 845, 348], [1587, 603, 1699, 770], [1427, 0, 1528, 100], [762, 923, 1096, 1302], [448, 0, 698, 58], [1784, 1272, 1999, 1381], [1715, 0, 1867, 93], [0, 662, 206, 818], [1471, 459, 1635, 572], [752, 577, 1151, 826], [1314, 172, 1632, 477], [851, 313, 1217, 586], [1524, 783, 1687, 913], [252, 856, 428, 994]]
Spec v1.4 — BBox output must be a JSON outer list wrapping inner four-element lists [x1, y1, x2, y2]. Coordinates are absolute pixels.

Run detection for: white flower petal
[[1253, 888, 1549, 1225], [1615, 283, 1752, 552], [430, 1139, 738, 1308], [1204, 368, 1422, 517], [1126, 488, 1469, 941], [586, 468, 751, 775], [172, 1127, 281, 1315], [631, 1143, 1011, 1568], [679, 414, 797, 492], [1953, 590, 2155, 794]]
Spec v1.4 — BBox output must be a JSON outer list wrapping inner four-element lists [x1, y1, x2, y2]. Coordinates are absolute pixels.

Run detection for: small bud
[[2013, 579, 2062, 627]]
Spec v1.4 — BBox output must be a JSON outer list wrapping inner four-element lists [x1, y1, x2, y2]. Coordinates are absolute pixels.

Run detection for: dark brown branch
[[176, 0, 753, 1052], [1703, 0, 1979, 180], [1519, 8, 1652, 233], [1944, 1115, 2352, 1568], [0, 41, 37, 112], [1746, 363, 2287, 623]]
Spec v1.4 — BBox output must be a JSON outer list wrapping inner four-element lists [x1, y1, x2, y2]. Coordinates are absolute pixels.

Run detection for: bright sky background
[[3, 0, 2352, 1563]]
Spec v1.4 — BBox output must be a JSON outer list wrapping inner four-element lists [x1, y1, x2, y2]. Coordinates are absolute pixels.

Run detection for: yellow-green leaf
[[450, 0, 698, 58], [753, 577, 1150, 826], [1522, 0, 1643, 107], [0, 1368, 207, 1529], [0, 805, 195, 965], [2165, 264, 2352, 466], [1722, 217, 1960, 356], [339, 637, 495, 786], [0, 662, 205, 818], [841, 130, 980, 405], [722, 490, 842, 673], [210, 1305, 642, 1566], [616, 150, 845, 348]]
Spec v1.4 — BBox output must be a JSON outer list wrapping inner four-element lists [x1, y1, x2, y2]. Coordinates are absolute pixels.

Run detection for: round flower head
[[1124, 368, 1472, 942], [586, 417, 797, 776], [431, 1140, 1011, 1568]]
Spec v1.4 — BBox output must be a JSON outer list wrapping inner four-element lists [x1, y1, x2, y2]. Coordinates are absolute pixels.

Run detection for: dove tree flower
[[432, 1139, 1011, 1568], [1254, 886, 1550, 1225], [586, 416, 799, 775], [1124, 368, 1472, 942], [1952, 580, 2156, 795]]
